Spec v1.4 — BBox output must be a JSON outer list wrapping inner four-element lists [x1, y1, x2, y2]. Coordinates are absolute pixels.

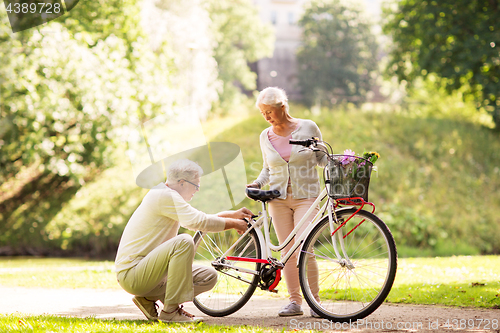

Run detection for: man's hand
[[224, 218, 248, 234], [218, 207, 254, 220], [246, 182, 260, 189]]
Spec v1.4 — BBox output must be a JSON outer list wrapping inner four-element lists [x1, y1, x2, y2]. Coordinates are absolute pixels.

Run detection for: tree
[[297, 0, 379, 107], [383, 0, 500, 129], [0, 0, 175, 254], [0, 0, 275, 255], [206, 0, 274, 114]]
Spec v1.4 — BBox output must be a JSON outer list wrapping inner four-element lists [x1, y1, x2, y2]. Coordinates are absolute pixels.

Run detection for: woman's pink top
[[268, 121, 300, 162]]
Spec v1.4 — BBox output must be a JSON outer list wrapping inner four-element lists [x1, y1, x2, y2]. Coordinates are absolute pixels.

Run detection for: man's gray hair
[[256, 87, 289, 113], [167, 159, 203, 182]]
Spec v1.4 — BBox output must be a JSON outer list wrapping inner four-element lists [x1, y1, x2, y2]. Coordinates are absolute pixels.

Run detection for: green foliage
[[0, 0, 173, 254], [206, 0, 274, 114], [36, 104, 500, 256], [315, 108, 500, 255], [368, 115, 500, 254], [0, 0, 275, 255], [382, 0, 500, 129], [44, 150, 148, 255], [36, 113, 254, 255], [297, 0, 379, 107], [399, 75, 495, 128], [212, 106, 500, 256]]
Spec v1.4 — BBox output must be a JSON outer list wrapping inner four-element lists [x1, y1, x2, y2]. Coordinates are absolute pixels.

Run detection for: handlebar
[[289, 137, 318, 147]]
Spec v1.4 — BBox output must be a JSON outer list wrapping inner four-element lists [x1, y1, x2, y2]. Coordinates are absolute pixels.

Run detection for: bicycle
[[192, 137, 397, 322]]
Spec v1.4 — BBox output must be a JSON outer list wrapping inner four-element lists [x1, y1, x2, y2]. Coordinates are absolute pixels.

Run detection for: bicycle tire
[[299, 208, 397, 322], [192, 228, 262, 317]]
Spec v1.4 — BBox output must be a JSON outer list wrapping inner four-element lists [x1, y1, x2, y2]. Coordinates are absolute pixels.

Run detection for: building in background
[[252, 0, 307, 100], [252, 0, 382, 101]]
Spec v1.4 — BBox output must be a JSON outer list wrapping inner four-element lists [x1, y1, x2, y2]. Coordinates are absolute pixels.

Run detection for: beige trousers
[[269, 186, 320, 305], [117, 234, 217, 306]]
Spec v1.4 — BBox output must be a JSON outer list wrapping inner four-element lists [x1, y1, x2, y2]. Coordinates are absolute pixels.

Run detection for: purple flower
[[341, 149, 356, 166]]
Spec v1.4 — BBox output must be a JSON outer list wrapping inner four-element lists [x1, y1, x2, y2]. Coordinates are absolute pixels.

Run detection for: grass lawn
[[0, 256, 498, 332], [0, 258, 119, 290], [0, 315, 271, 333], [387, 255, 500, 308], [0, 255, 498, 308]]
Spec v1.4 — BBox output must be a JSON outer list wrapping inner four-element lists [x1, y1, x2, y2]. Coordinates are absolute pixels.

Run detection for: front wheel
[[299, 208, 397, 322], [192, 228, 262, 317]]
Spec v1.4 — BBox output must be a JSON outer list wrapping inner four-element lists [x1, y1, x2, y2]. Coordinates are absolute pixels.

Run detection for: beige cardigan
[[254, 119, 328, 199]]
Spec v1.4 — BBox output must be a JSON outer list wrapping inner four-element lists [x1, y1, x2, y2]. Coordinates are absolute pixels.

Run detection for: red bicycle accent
[[334, 197, 375, 213], [331, 197, 376, 238], [268, 268, 281, 292], [225, 256, 282, 292]]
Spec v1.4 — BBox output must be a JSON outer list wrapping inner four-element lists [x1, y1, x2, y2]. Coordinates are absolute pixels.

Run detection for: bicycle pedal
[[267, 257, 285, 268]]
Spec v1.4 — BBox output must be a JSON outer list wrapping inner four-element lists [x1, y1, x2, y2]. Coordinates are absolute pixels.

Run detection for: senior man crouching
[[115, 159, 252, 323]]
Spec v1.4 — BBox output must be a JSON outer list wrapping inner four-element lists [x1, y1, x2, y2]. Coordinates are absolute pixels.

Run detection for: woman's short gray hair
[[256, 87, 289, 113], [167, 159, 203, 182]]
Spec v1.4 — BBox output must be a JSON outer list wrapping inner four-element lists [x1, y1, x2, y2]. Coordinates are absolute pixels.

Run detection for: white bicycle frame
[[213, 184, 357, 277]]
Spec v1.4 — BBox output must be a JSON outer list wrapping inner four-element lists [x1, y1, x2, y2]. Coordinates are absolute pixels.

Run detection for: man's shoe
[[158, 305, 203, 323], [278, 301, 303, 317], [310, 308, 321, 318], [132, 296, 159, 320]]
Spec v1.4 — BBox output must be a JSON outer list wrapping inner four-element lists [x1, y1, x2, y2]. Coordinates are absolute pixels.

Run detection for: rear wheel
[[299, 208, 397, 322], [193, 228, 262, 317]]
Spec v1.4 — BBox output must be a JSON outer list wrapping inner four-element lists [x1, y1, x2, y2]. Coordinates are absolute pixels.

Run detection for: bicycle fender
[[251, 227, 268, 260]]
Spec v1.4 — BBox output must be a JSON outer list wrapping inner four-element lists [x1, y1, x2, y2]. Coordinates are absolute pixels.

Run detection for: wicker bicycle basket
[[327, 155, 373, 202]]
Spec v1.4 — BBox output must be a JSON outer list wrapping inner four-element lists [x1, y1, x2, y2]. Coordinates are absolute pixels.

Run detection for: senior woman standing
[[247, 87, 327, 317]]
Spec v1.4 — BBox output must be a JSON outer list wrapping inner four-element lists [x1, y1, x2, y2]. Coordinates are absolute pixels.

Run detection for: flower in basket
[[339, 149, 380, 179], [340, 150, 380, 165], [329, 149, 381, 200], [362, 151, 380, 164], [341, 149, 356, 166]]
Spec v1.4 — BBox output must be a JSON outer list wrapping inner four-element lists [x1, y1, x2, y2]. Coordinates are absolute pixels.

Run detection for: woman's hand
[[246, 182, 260, 189]]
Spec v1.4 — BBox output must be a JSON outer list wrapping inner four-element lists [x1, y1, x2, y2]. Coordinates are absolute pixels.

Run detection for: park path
[[0, 286, 498, 332]]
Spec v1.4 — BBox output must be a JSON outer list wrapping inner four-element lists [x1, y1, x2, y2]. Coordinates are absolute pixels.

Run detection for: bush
[[10, 103, 500, 257]]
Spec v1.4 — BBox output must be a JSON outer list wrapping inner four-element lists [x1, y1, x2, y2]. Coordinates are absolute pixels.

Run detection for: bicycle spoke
[[193, 229, 261, 316], [301, 250, 341, 264], [299, 210, 397, 322], [201, 236, 219, 259]]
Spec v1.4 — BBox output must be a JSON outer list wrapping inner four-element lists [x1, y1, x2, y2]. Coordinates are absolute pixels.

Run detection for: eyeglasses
[[180, 179, 200, 191]]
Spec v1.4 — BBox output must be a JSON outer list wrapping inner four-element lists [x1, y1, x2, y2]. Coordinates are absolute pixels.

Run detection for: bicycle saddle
[[245, 188, 281, 202]]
